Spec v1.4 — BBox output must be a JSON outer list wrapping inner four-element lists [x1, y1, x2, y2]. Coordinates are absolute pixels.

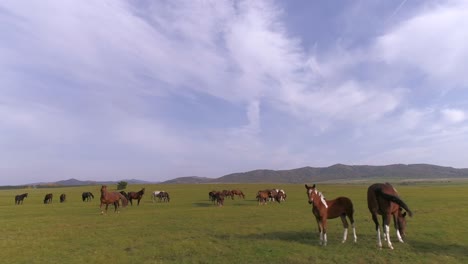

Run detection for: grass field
[[1, 182, 467, 263]]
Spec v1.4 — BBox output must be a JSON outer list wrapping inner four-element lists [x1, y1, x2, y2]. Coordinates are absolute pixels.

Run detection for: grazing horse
[[82, 192, 94, 202], [44, 193, 53, 204], [128, 188, 145, 206], [222, 190, 233, 200], [100, 185, 128, 214], [305, 184, 357, 246], [152, 191, 163, 202], [156, 191, 170, 202], [15, 193, 28, 205], [256, 190, 269, 205], [231, 189, 245, 199], [60, 193, 66, 203], [367, 183, 413, 250]]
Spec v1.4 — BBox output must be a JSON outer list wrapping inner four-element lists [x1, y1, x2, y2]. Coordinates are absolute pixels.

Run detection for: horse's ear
[[305, 184, 309, 189], [312, 184, 316, 188]]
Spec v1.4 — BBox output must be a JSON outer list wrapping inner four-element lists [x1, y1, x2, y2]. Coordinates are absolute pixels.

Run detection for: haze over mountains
[[15, 163, 468, 187]]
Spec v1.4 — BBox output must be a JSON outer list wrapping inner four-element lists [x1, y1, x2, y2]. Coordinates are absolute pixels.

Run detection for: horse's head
[[101, 185, 107, 193], [305, 184, 317, 204], [397, 208, 409, 238]]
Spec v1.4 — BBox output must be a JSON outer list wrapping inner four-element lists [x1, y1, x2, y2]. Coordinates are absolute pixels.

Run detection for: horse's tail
[[375, 188, 413, 217], [119, 193, 128, 207]]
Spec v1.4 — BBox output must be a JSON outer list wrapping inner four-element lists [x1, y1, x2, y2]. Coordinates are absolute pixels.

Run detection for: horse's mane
[[317, 191, 328, 208]]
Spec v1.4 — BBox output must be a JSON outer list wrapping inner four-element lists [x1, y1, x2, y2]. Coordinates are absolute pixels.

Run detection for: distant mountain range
[[9, 163, 468, 187], [162, 163, 468, 184]]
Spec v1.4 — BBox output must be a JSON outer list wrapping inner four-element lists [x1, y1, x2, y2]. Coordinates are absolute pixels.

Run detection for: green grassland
[[0, 183, 467, 263]]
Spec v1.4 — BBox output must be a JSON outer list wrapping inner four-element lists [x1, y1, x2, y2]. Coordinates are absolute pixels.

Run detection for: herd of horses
[[12, 182, 412, 249], [305, 182, 412, 249]]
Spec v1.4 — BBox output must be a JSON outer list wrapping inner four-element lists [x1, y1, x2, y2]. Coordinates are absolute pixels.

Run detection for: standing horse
[[44, 193, 53, 204], [127, 188, 145, 206], [100, 185, 128, 214], [15, 193, 28, 205], [156, 191, 170, 202], [60, 193, 66, 203], [82, 192, 94, 202], [305, 184, 357, 246], [367, 183, 413, 249]]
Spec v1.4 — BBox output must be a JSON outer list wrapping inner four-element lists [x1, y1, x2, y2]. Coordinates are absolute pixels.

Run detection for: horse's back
[[367, 183, 398, 214], [327, 197, 354, 218]]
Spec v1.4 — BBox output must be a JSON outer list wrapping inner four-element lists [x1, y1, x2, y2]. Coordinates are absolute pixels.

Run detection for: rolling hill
[[162, 163, 468, 184]]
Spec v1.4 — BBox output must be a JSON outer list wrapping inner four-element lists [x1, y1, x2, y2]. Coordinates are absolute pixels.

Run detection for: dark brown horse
[[44, 193, 53, 204], [127, 188, 145, 206], [367, 183, 413, 249], [15, 193, 28, 205], [305, 184, 357, 246], [82, 192, 94, 202], [100, 185, 128, 214], [60, 193, 66, 203]]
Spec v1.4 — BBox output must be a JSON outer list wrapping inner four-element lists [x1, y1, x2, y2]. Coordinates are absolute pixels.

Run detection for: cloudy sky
[[1, 0, 468, 185]]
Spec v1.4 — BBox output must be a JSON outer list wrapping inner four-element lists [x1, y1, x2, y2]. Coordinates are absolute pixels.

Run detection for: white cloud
[[441, 108, 466, 123], [375, 0, 468, 87]]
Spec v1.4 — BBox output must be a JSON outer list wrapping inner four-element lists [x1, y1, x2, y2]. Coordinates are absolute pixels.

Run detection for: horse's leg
[[383, 213, 393, 249], [349, 214, 357, 243], [393, 214, 404, 243], [340, 215, 349, 243], [322, 219, 328, 246], [315, 218, 323, 245], [371, 212, 382, 248]]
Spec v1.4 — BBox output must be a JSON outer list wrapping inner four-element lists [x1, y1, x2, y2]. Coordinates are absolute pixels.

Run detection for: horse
[[256, 190, 269, 205], [231, 189, 245, 199], [15, 193, 28, 205], [127, 188, 145, 206], [119, 191, 129, 199], [100, 185, 128, 214], [44, 193, 53, 204], [367, 183, 413, 249], [60, 193, 66, 203], [305, 184, 357, 246], [82, 192, 94, 202], [222, 190, 233, 200], [152, 191, 163, 202], [156, 191, 170, 202]]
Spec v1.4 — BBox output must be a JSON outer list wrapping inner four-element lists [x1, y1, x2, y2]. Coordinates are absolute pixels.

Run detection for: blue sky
[[1, 0, 468, 185]]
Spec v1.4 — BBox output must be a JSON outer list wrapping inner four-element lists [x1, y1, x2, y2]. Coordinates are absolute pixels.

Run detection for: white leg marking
[[319, 231, 323, 245], [385, 225, 393, 249], [396, 229, 404, 243], [342, 228, 348, 243], [323, 233, 327, 246], [377, 227, 382, 248], [352, 224, 357, 243]]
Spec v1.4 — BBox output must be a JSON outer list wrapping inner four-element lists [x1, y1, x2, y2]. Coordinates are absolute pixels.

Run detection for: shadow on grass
[[192, 202, 214, 207], [408, 240, 468, 259], [224, 230, 314, 245]]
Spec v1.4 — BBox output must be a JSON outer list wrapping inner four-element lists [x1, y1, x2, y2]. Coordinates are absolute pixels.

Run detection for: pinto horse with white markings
[[305, 184, 357, 246], [367, 183, 413, 250]]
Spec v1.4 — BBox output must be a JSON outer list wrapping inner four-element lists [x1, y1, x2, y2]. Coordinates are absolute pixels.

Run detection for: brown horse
[[128, 188, 145, 206], [367, 183, 413, 249], [100, 185, 128, 214], [44, 193, 53, 204], [231, 189, 245, 199], [256, 190, 269, 205], [60, 193, 66, 203], [305, 184, 357, 246]]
